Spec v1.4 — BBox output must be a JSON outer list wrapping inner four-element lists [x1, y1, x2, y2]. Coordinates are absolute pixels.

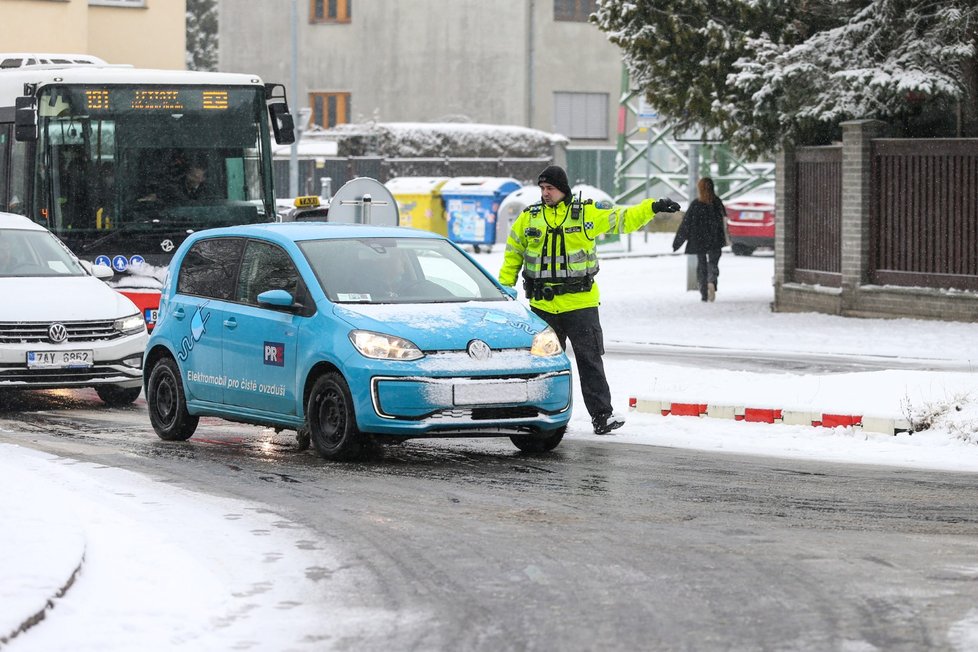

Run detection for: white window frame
[[553, 92, 608, 140], [89, 0, 147, 7]]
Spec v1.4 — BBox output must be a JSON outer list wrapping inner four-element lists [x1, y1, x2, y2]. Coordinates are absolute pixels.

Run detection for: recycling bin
[[385, 176, 450, 235], [440, 176, 522, 250]]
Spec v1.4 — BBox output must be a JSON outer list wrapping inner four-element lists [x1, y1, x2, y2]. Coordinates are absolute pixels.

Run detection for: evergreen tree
[[186, 0, 218, 72], [592, 0, 978, 157]]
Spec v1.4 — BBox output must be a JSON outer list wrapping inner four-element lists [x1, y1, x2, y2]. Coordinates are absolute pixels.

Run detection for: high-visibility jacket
[[499, 196, 660, 314]]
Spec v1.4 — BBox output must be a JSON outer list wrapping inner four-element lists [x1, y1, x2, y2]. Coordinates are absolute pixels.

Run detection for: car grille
[[0, 320, 122, 344], [0, 365, 139, 384], [428, 406, 539, 421]]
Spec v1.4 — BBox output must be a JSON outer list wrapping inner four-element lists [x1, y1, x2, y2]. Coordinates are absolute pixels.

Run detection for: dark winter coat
[[672, 198, 727, 254]]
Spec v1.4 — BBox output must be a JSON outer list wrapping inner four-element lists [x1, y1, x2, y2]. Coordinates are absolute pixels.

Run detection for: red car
[[725, 183, 774, 256]]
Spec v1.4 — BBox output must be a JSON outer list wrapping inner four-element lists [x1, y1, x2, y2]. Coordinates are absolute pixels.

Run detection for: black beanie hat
[[538, 165, 572, 197]]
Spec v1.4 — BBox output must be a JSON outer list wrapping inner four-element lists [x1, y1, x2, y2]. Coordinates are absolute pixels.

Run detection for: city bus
[[0, 54, 295, 329]]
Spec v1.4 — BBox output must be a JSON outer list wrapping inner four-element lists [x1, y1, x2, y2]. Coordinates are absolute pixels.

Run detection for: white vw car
[[0, 212, 147, 405]]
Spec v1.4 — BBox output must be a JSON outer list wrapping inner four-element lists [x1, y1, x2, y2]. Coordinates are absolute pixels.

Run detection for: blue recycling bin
[[441, 177, 521, 249]]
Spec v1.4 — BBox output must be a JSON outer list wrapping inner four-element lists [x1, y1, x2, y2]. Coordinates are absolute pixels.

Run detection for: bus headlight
[[114, 313, 146, 334], [530, 327, 562, 357], [350, 330, 423, 361]]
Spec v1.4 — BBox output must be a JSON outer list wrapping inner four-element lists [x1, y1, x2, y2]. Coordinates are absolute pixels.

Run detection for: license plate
[[27, 350, 94, 369], [145, 308, 159, 324], [738, 211, 766, 221], [454, 381, 528, 405]]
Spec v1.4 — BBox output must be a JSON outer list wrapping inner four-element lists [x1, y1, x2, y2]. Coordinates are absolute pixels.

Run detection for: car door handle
[[224, 317, 237, 330], [172, 307, 185, 320]]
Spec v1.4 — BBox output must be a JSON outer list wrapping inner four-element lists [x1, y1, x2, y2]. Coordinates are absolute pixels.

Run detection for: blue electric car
[[143, 222, 572, 460]]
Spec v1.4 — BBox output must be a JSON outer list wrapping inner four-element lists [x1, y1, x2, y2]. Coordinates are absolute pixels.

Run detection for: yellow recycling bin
[[385, 177, 450, 235]]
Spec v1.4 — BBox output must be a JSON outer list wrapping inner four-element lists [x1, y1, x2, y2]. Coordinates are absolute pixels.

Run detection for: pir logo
[[177, 306, 210, 361], [263, 341, 285, 367]]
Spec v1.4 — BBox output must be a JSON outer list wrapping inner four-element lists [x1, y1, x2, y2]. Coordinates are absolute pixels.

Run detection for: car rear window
[[176, 237, 245, 300]]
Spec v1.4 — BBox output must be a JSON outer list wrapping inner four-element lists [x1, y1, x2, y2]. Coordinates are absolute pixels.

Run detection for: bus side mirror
[[269, 101, 295, 145], [14, 96, 37, 142]]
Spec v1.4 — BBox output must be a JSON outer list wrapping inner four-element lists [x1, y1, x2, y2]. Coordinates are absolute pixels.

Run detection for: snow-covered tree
[[593, 0, 978, 157], [186, 0, 218, 72]]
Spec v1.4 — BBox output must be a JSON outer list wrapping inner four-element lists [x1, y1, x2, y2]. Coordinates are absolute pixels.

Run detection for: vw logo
[[160, 239, 175, 253], [466, 339, 492, 361], [48, 323, 68, 344]]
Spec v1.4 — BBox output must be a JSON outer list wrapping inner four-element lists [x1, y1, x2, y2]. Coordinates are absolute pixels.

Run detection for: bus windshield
[[34, 84, 272, 258]]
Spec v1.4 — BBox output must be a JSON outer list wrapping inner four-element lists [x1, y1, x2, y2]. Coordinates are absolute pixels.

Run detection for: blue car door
[[168, 237, 245, 404], [222, 240, 304, 415]]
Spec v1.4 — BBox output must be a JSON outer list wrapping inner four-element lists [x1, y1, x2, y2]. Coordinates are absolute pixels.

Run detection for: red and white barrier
[[627, 397, 911, 435]]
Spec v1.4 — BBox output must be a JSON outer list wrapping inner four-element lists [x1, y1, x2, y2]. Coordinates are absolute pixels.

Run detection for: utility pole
[[289, 0, 299, 198]]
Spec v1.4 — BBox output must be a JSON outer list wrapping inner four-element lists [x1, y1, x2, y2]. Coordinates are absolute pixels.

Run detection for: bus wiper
[[75, 220, 184, 254]]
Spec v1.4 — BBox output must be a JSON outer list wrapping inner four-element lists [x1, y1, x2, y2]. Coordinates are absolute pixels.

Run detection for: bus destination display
[[79, 88, 234, 112]]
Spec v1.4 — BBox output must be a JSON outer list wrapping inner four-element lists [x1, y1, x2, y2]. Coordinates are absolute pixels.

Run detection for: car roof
[[0, 212, 48, 232], [188, 222, 443, 245]]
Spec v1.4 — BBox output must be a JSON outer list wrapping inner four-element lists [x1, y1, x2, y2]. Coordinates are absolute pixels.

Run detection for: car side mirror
[[15, 96, 37, 142], [502, 285, 518, 299], [257, 288, 298, 309], [80, 259, 114, 280]]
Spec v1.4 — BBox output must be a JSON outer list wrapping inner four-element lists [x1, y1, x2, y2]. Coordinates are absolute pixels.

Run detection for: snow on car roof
[[0, 65, 264, 101], [0, 212, 47, 232], [189, 221, 443, 244]]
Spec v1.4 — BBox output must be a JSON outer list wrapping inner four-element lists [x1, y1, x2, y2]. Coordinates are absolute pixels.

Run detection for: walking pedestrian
[[672, 177, 728, 302], [499, 165, 680, 434]]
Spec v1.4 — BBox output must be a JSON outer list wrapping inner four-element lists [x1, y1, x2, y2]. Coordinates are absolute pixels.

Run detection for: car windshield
[[299, 237, 509, 304], [0, 228, 86, 278]]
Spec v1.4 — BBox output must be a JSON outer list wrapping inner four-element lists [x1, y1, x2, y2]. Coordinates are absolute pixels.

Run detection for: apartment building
[[0, 0, 185, 69], [218, 0, 625, 148]]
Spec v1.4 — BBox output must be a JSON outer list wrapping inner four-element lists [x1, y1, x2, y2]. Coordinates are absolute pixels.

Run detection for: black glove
[[652, 198, 680, 213]]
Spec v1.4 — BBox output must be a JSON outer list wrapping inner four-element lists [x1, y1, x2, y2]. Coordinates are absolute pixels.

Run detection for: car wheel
[[95, 385, 142, 406], [510, 426, 565, 453], [731, 243, 755, 256], [307, 372, 364, 461], [147, 357, 199, 441]]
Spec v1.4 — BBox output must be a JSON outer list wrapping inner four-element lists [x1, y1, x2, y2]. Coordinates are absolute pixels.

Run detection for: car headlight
[[114, 313, 146, 335], [530, 326, 563, 357], [350, 330, 423, 361]]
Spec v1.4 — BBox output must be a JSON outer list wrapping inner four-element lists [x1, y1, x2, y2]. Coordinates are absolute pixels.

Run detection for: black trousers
[[696, 249, 722, 299], [531, 306, 612, 419]]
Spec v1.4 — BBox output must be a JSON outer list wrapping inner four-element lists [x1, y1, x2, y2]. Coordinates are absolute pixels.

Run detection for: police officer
[[499, 165, 680, 434]]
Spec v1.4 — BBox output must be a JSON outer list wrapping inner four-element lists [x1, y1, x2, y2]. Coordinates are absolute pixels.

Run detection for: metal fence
[[793, 146, 842, 286], [871, 139, 978, 291]]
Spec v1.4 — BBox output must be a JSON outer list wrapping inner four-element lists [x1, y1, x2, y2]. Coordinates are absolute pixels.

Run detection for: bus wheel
[[307, 372, 364, 461], [147, 357, 199, 441]]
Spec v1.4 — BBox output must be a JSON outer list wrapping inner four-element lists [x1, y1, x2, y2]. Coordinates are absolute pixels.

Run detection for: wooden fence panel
[[872, 140, 978, 291], [794, 147, 842, 286]]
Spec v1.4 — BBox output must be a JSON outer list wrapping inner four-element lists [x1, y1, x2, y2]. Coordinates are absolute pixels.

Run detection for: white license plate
[[27, 350, 94, 369], [145, 308, 159, 324], [454, 381, 528, 406], [738, 211, 767, 221]]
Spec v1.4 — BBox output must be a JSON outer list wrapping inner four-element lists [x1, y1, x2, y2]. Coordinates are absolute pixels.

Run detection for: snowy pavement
[[2, 232, 977, 649]]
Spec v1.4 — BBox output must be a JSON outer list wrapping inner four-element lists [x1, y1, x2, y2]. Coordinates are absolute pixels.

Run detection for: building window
[[310, 0, 351, 23], [89, 0, 147, 7], [554, 92, 608, 139], [310, 92, 350, 128], [554, 0, 597, 22]]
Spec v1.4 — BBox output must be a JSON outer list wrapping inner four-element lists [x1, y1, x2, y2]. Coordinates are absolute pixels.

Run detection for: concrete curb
[[628, 397, 913, 435]]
